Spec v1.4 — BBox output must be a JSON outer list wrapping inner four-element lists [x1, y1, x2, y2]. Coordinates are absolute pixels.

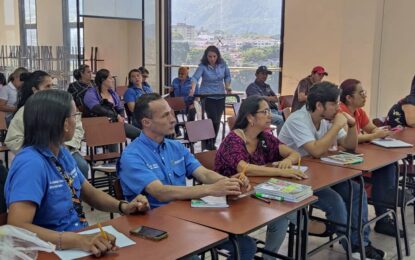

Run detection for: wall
[[283, 0, 415, 117], [36, 0, 63, 46], [83, 17, 142, 84], [0, 0, 20, 45]]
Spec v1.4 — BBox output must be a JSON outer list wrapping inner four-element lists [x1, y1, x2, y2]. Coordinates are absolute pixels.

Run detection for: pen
[[297, 157, 301, 170], [239, 163, 248, 181], [255, 192, 285, 202], [97, 223, 108, 240], [251, 194, 271, 204]]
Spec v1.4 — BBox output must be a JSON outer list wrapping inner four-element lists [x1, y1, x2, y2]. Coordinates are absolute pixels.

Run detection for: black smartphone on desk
[[130, 226, 168, 241]]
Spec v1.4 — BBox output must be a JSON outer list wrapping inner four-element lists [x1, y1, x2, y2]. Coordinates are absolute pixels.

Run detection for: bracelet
[[118, 200, 128, 215], [57, 232, 63, 250]]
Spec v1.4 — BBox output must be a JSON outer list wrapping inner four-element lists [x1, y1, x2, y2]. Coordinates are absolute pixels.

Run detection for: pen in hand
[[297, 157, 301, 170], [97, 223, 108, 240]]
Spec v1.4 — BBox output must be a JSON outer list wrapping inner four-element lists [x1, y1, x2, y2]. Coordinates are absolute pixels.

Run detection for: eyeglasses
[[255, 108, 271, 116], [70, 112, 82, 117], [358, 90, 367, 97]]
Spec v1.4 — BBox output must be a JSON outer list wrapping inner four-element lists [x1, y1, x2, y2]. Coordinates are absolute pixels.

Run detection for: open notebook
[[371, 138, 413, 148]]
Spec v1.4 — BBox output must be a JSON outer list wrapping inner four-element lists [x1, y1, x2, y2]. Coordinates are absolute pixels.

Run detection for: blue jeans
[[263, 213, 296, 260], [371, 163, 396, 217], [270, 109, 284, 133], [72, 151, 89, 178], [314, 181, 370, 249], [217, 235, 257, 260]]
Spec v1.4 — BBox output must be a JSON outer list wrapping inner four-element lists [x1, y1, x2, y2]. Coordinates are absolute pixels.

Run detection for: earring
[[65, 128, 69, 132], [250, 122, 254, 127]]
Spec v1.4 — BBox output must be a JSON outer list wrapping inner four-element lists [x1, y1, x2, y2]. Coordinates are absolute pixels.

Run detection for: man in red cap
[[291, 66, 328, 112]]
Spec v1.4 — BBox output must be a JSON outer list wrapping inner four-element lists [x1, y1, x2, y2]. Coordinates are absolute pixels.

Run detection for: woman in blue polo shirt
[[83, 69, 140, 139], [5, 90, 149, 257], [124, 69, 153, 126], [191, 45, 232, 150]]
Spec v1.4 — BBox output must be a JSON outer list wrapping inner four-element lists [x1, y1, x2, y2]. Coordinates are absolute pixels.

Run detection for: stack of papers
[[93, 162, 117, 171], [191, 196, 229, 208], [321, 153, 363, 165], [254, 178, 313, 203], [371, 138, 413, 148]]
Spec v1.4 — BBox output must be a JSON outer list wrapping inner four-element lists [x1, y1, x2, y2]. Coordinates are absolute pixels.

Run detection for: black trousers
[[202, 98, 225, 150]]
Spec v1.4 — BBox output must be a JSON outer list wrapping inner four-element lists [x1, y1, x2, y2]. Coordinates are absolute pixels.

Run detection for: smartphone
[[129, 226, 168, 241]]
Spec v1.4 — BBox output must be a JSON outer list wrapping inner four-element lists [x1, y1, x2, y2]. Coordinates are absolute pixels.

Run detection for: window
[[19, 0, 38, 47], [166, 0, 284, 92]]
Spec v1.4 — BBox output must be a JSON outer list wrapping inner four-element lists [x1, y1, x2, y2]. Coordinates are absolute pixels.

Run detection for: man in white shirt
[[279, 82, 386, 259], [0, 67, 27, 125]]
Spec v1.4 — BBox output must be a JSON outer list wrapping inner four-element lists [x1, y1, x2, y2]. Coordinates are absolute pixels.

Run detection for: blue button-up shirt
[[172, 77, 198, 106], [5, 146, 86, 231], [118, 132, 201, 208], [192, 62, 231, 99], [124, 85, 153, 104]]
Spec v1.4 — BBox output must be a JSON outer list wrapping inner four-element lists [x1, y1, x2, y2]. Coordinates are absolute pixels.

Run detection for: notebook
[[191, 196, 229, 208], [321, 153, 364, 165], [371, 138, 413, 148], [254, 178, 312, 202]]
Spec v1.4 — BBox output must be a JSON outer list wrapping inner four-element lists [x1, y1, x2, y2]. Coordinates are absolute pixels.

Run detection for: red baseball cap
[[312, 66, 328, 76]]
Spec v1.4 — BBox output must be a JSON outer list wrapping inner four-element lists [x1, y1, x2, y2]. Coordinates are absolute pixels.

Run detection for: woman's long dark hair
[[410, 74, 415, 95], [95, 69, 110, 93], [23, 90, 73, 148], [200, 45, 224, 66], [233, 96, 267, 130], [17, 70, 50, 110], [339, 79, 360, 105]]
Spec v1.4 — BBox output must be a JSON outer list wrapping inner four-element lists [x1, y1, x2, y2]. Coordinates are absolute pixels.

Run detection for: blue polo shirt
[[5, 146, 87, 231], [192, 62, 231, 99], [118, 132, 201, 208], [124, 85, 153, 104], [171, 77, 198, 106]]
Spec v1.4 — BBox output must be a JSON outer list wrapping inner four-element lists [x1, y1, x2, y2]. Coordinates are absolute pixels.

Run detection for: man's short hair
[[306, 81, 339, 112], [133, 93, 162, 129]]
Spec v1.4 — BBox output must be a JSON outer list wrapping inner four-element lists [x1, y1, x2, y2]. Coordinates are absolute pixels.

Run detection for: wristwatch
[[118, 200, 128, 215]]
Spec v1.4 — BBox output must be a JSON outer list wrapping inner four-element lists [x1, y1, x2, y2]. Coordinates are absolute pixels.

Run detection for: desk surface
[[38, 211, 228, 260], [391, 128, 415, 144], [154, 195, 317, 235], [304, 146, 406, 172], [249, 160, 361, 192], [357, 142, 415, 156]]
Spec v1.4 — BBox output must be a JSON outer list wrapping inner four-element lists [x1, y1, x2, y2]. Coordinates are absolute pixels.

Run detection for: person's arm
[[144, 175, 242, 202], [8, 201, 116, 256], [0, 99, 16, 112], [297, 80, 308, 102], [4, 107, 24, 152], [64, 112, 84, 150], [302, 113, 348, 158], [402, 104, 415, 127], [127, 102, 135, 113], [190, 65, 204, 96], [224, 64, 232, 93], [236, 160, 306, 179], [359, 121, 390, 143], [337, 112, 358, 150], [80, 181, 149, 214]]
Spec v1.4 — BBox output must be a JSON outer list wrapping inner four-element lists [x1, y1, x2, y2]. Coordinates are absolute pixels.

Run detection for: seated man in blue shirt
[[118, 93, 256, 259], [246, 66, 284, 132]]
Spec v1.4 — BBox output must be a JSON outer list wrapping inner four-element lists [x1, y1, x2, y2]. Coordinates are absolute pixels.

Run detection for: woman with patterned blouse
[[387, 75, 415, 128], [214, 95, 307, 259]]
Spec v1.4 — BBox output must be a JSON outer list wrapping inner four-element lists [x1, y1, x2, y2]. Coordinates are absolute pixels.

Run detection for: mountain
[[171, 0, 282, 36]]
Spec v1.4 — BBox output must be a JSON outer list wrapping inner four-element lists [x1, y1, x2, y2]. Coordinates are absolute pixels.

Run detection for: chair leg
[[401, 206, 410, 256]]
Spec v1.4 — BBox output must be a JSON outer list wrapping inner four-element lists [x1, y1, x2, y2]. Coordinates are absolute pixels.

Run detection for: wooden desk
[[38, 211, 228, 260], [154, 195, 317, 260], [304, 147, 406, 259], [249, 160, 362, 192], [391, 127, 415, 145], [250, 160, 360, 258]]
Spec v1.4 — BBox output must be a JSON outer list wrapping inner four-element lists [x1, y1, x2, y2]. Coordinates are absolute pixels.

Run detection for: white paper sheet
[[55, 225, 135, 260]]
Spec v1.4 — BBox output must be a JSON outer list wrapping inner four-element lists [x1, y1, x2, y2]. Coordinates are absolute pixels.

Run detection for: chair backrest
[[115, 85, 128, 100], [165, 97, 187, 112], [195, 150, 217, 171], [185, 119, 215, 143], [113, 178, 124, 200], [0, 163, 7, 214], [82, 118, 126, 147], [282, 107, 291, 121], [232, 102, 241, 116], [373, 117, 386, 127], [227, 116, 236, 130], [279, 95, 294, 109]]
